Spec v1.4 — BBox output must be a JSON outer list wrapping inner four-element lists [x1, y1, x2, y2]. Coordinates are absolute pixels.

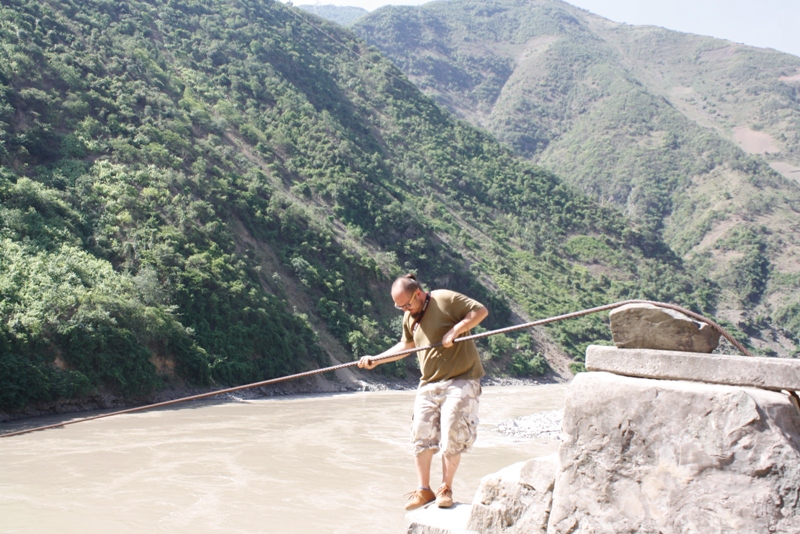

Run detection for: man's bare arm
[[442, 306, 489, 348], [358, 340, 416, 370]]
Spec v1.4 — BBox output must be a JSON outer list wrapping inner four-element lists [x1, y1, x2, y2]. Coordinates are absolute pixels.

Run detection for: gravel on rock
[[495, 409, 564, 441]]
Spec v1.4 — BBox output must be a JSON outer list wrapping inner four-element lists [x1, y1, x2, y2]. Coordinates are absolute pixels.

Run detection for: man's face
[[392, 287, 424, 314]]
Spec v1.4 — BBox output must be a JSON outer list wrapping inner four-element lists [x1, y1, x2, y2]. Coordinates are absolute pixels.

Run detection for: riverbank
[[0, 366, 566, 424]]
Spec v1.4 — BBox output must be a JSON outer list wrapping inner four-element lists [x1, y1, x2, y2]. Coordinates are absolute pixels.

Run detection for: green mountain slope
[[353, 0, 800, 356], [0, 0, 715, 414]]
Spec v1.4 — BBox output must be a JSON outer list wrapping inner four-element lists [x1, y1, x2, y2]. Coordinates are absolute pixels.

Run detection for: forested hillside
[[1, 0, 715, 414], [353, 0, 800, 357]]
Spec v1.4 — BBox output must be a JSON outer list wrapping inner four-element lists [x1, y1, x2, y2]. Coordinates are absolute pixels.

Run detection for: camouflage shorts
[[411, 379, 482, 456]]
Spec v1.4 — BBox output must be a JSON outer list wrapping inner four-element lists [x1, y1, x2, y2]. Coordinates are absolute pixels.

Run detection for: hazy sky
[[290, 0, 800, 58]]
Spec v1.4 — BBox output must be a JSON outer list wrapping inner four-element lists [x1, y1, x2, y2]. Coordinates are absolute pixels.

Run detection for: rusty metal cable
[[0, 300, 750, 439]]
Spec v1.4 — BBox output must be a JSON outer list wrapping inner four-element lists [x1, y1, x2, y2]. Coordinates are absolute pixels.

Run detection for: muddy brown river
[[0, 384, 566, 533]]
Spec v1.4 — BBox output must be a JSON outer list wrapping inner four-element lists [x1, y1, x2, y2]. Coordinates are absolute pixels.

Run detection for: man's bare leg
[[415, 448, 435, 489], [442, 452, 461, 488]]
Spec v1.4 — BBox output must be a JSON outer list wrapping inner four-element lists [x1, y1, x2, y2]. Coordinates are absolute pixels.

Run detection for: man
[[358, 274, 489, 510]]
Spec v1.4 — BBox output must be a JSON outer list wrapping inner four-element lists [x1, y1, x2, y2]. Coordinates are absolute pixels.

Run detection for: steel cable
[[0, 300, 750, 438]]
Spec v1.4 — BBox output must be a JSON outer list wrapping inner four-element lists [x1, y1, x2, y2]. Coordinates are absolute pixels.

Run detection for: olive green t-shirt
[[402, 289, 486, 386]]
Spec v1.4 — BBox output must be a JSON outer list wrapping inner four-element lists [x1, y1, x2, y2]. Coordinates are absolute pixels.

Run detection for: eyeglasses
[[394, 290, 417, 310]]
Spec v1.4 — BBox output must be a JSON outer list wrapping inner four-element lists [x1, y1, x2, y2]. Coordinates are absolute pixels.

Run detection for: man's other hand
[[358, 356, 377, 370]]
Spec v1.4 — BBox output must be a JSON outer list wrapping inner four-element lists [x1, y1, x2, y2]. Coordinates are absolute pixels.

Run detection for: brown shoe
[[436, 484, 453, 508], [404, 487, 435, 511]]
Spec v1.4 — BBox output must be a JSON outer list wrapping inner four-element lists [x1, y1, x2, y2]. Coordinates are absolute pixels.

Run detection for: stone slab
[[406, 502, 473, 534], [586, 345, 800, 391]]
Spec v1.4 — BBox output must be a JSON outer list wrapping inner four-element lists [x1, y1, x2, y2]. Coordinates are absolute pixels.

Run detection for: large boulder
[[466, 454, 558, 533], [548, 372, 800, 533], [609, 303, 720, 353]]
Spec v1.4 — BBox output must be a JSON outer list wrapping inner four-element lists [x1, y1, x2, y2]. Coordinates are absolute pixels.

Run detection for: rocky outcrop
[[408, 348, 800, 534], [405, 456, 559, 534], [609, 303, 720, 353], [466, 455, 558, 533]]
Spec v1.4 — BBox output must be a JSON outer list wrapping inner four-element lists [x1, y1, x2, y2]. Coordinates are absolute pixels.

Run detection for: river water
[[0, 384, 566, 533]]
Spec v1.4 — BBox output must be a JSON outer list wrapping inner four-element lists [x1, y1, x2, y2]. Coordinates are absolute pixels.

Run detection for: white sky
[[290, 0, 800, 58]]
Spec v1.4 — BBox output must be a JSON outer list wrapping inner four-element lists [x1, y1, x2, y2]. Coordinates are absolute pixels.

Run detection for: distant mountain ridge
[[353, 0, 800, 356]]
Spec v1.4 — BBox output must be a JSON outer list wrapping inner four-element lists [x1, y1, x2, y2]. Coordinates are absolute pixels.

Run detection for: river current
[[0, 384, 566, 533]]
